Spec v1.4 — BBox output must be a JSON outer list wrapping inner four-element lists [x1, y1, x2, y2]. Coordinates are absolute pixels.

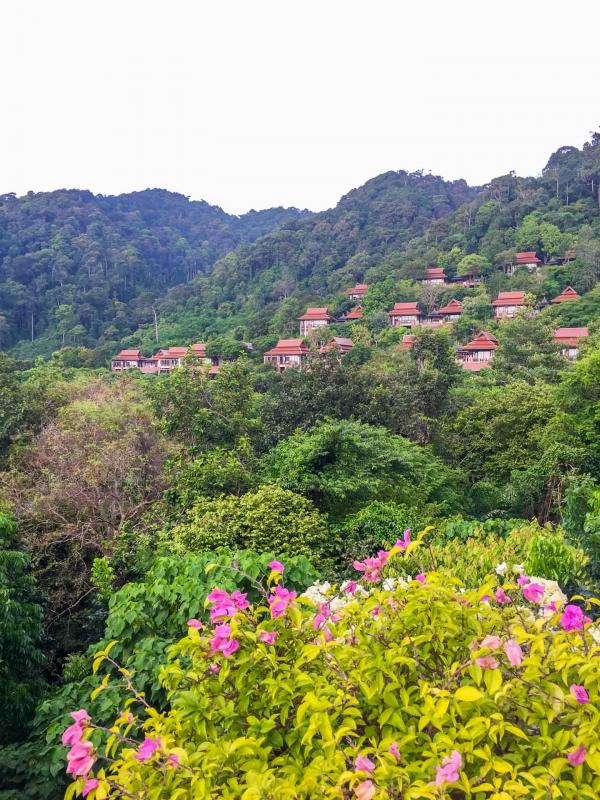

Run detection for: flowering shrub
[[64, 531, 600, 799]]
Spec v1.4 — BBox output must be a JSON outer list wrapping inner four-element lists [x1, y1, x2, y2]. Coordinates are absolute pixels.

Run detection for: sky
[[1, 0, 599, 214]]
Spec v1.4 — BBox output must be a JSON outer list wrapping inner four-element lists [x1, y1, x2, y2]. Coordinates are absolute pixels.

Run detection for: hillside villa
[[345, 283, 368, 300], [263, 338, 310, 372], [551, 287, 580, 304], [492, 291, 527, 319], [553, 327, 589, 359], [456, 331, 498, 371], [298, 307, 331, 336], [422, 267, 448, 285], [388, 302, 422, 327]]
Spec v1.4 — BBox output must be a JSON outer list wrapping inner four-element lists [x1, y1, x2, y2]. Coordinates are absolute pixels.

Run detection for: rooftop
[[423, 267, 447, 279], [459, 331, 499, 351], [264, 338, 310, 357], [438, 299, 463, 315], [492, 291, 527, 307], [298, 307, 331, 320], [388, 302, 421, 315], [515, 251, 541, 264], [345, 283, 368, 296], [551, 287, 580, 304]]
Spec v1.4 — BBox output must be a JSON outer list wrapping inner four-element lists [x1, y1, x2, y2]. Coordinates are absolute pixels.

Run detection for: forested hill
[[0, 188, 308, 356], [122, 133, 600, 352]]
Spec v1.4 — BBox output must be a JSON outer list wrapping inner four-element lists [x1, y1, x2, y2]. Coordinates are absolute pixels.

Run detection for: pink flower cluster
[[435, 750, 462, 786], [353, 550, 390, 583], [268, 585, 297, 618], [472, 635, 523, 669], [135, 736, 162, 761], [62, 710, 96, 778], [207, 588, 249, 622], [209, 623, 240, 657], [521, 581, 545, 604], [561, 604, 591, 631]]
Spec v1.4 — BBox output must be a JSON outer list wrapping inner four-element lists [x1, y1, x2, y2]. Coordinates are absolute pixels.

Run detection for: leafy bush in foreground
[[63, 533, 600, 799]]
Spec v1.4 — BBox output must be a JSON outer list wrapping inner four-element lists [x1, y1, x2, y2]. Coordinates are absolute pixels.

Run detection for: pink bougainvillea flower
[[82, 778, 99, 797], [503, 639, 523, 666], [166, 753, 180, 768], [522, 582, 545, 603], [479, 595, 491, 604], [475, 655, 498, 669], [62, 721, 84, 747], [208, 662, 220, 674], [517, 574, 530, 586], [268, 585, 297, 618], [371, 605, 380, 617], [207, 588, 248, 622], [187, 618, 202, 629], [134, 736, 162, 762], [389, 742, 401, 760], [495, 587, 512, 605], [70, 710, 91, 724], [480, 635, 501, 650], [435, 750, 462, 786], [415, 573, 426, 584], [344, 581, 357, 594], [355, 780, 376, 800], [567, 744, 586, 766], [313, 602, 332, 630], [561, 604, 591, 632], [394, 529, 412, 551], [268, 560, 285, 573], [209, 622, 240, 656], [354, 550, 390, 583], [66, 740, 96, 777], [258, 630, 278, 645], [354, 754, 375, 773], [570, 684, 589, 704], [230, 590, 249, 610]]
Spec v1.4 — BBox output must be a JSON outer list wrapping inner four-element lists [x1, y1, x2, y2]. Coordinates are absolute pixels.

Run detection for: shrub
[[63, 535, 600, 799], [173, 484, 328, 559]]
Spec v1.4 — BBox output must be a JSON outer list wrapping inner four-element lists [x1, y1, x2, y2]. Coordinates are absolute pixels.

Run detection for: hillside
[[0, 189, 308, 357], [121, 133, 600, 352]]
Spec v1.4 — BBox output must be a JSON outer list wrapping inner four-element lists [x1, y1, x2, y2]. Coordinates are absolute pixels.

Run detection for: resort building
[[553, 327, 589, 359], [298, 307, 331, 336], [422, 267, 448, 285], [456, 331, 498, 371], [388, 302, 422, 328], [320, 337, 354, 356], [437, 299, 463, 321], [551, 287, 580, 304], [263, 339, 309, 372], [492, 291, 527, 319], [345, 284, 369, 301]]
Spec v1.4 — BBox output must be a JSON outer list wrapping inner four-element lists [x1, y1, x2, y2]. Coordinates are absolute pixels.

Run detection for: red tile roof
[[320, 337, 353, 354], [344, 306, 363, 320], [437, 299, 463, 315], [401, 334, 414, 349], [114, 349, 143, 359], [551, 287, 580, 304], [298, 307, 331, 321], [345, 283, 368, 296], [423, 267, 447, 280], [388, 302, 421, 316], [264, 339, 310, 357], [515, 251, 541, 265], [492, 291, 526, 307], [460, 331, 499, 351], [164, 346, 189, 357], [190, 342, 207, 357], [554, 327, 589, 345]]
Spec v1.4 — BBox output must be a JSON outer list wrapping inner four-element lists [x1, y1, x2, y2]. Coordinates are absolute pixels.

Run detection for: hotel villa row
[[112, 261, 589, 376]]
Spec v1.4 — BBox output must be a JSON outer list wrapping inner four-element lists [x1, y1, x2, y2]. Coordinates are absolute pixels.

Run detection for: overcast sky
[[1, 1, 598, 214]]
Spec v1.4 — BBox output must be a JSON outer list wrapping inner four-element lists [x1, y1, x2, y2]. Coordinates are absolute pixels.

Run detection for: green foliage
[[6, 550, 318, 799], [174, 485, 328, 559], [0, 512, 44, 745], [260, 418, 466, 518], [68, 541, 600, 799]]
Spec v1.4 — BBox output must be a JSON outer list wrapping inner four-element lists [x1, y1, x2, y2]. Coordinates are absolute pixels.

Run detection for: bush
[[64, 535, 600, 799], [173, 484, 328, 559]]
